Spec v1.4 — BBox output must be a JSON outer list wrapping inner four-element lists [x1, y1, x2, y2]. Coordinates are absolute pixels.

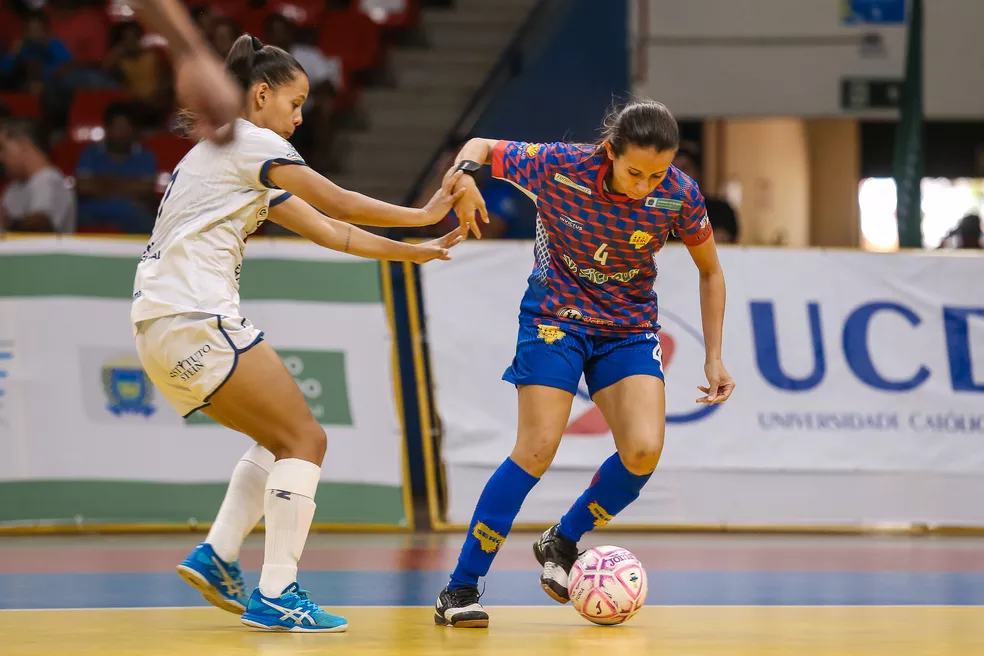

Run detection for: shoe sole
[[241, 617, 349, 633], [175, 564, 246, 615], [532, 541, 571, 605], [433, 613, 489, 629]]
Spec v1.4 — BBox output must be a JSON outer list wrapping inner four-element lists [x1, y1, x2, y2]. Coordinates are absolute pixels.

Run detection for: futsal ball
[[568, 545, 647, 626]]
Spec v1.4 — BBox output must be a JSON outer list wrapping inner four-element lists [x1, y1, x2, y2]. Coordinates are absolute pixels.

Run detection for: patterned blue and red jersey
[[490, 140, 712, 336]]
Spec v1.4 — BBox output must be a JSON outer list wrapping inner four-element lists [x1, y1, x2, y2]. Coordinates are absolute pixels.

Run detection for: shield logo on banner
[[102, 357, 155, 417]]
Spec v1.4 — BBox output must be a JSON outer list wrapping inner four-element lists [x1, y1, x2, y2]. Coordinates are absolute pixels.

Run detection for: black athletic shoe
[[434, 586, 489, 628], [533, 524, 579, 604]]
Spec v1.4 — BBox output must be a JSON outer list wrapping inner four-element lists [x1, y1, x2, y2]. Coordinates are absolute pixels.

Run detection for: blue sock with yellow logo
[[448, 457, 539, 590], [557, 452, 652, 543]]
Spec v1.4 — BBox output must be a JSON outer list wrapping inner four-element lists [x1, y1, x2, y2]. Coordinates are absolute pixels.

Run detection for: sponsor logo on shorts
[[524, 143, 541, 158], [537, 325, 566, 345], [553, 173, 592, 196], [555, 307, 622, 328], [629, 231, 653, 250], [102, 355, 156, 417], [169, 345, 212, 381], [645, 197, 683, 210], [588, 501, 613, 527], [472, 521, 505, 553]]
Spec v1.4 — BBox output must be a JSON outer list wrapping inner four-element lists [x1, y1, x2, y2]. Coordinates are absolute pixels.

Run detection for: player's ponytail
[[225, 34, 305, 93], [599, 100, 680, 157]]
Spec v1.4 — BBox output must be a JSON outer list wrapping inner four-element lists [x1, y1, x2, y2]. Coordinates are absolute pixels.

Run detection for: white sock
[[258, 458, 320, 598], [205, 444, 275, 563]]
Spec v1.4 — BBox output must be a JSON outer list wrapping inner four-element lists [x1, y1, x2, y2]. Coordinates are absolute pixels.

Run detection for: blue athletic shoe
[[241, 583, 348, 633], [175, 543, 248, 614]]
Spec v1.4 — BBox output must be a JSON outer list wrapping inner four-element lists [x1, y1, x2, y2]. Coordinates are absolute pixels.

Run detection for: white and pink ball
[[568, 546, 647, 626]]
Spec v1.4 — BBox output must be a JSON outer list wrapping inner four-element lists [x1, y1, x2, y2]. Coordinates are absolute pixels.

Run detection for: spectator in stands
[[0, 10, 71, 94], [48, 0, 109, 64], [75, 103, 158, 234], [0, 118, 76, 234], [211, 17, 241, 59], [103, 21, 169, 125], [673, 143, 740, 244], [939, 214, 983, 250], [264, 13, 343, 93]]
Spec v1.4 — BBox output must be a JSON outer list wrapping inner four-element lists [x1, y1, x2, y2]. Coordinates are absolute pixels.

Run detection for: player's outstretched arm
[[127, 0, 241, 144], [268, 194, 463, 264], [267, 164, 469, 232], [686, 237, 735, 405]]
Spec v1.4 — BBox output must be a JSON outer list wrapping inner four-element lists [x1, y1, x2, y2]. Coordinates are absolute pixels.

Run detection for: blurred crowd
[[0, 0, 422, 236]]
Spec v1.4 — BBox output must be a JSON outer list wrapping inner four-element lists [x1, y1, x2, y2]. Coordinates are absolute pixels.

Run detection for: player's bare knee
[[620, 438, 663, 475], [271, 420, 326, 465], [510, 439, 559, 478]]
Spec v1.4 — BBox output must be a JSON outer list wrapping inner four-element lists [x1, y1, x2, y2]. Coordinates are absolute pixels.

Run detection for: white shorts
[[134, 313, 264, 417]]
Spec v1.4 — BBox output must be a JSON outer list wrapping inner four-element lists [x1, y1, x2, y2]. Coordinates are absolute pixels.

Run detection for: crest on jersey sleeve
[[524, 143, 541, 158]]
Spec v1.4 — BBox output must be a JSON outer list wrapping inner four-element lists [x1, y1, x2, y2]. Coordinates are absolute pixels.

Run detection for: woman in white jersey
[[132, 35, 470, 633]]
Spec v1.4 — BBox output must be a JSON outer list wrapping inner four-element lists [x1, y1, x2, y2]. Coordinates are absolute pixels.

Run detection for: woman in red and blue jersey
[[434, 101, 735, 628]]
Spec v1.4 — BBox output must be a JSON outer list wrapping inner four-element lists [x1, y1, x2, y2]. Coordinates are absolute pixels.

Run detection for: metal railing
[[399, 0, 570, 210]]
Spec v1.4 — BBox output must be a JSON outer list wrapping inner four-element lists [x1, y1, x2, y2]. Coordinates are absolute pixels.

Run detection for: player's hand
[[697, 359, 734, 404], [174, 50, 241, 144], [421, 170, 468, 225], [450, 171, 489, 240], [408, 227, 465, 264]]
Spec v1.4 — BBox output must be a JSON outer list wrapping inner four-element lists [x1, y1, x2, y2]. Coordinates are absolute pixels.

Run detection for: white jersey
[[131, 119, 305, 324]]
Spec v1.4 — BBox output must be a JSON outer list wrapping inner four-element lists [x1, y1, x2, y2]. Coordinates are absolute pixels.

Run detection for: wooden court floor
[[2, 533, 983, 655], [3, 606, 984, 655]]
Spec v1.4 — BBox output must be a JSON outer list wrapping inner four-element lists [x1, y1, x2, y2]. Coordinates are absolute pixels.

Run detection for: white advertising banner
[[422, 242, 984, 528], [0, 237, 408, 528]]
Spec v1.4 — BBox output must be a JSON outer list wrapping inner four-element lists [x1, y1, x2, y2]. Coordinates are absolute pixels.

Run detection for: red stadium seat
[[0, 93, 41, 119], [144, 132, 192, 172], [68, 90, 132, 142], [143, 132, 193, 193], [0, 9, 22, 49], [319, 10, 381, 74], [51, 139, 87, 176]]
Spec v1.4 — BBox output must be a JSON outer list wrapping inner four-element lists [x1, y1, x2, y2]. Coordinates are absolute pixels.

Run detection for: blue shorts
[[502, 323, 665, 397]]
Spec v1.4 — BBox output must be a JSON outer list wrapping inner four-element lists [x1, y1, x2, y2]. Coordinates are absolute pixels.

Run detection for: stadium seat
[[51, 139, 87, 176], [68, 90, 132, 142], [143, 132, 193, 193], [320, 10, 382, 74], [0, 93, 41, 119]]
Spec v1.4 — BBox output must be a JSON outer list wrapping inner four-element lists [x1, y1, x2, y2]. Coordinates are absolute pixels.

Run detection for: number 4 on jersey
[[593, 243, 609, 266]]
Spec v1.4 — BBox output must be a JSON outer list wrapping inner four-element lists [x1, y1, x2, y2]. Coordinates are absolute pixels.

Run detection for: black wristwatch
[[456, 159, 482, 175]]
